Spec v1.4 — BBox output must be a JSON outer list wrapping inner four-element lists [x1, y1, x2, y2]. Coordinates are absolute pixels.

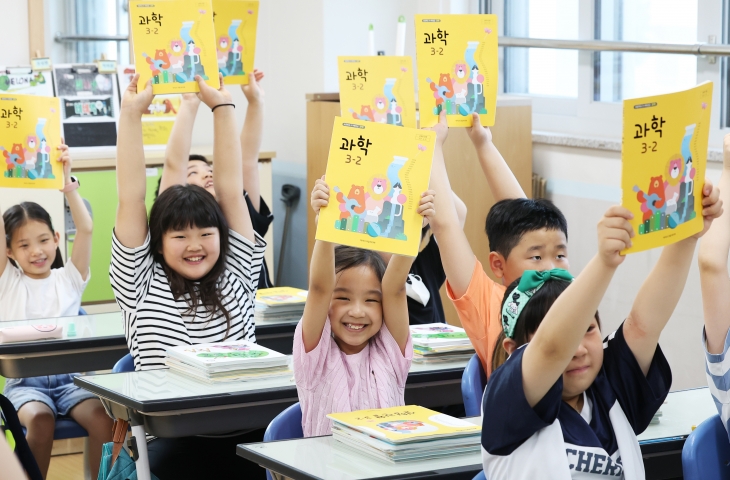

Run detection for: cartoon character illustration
[[350, 105, 374, 122], [24, 136, 37, 174], [225, 37, 244, 76], [387, 98, 403, 127], [2, 143, 24, 177], [634, 176, 666, 222], [161, 98, 177, 114], [217, 36, 231, 66], [427, 73, 454, 115], [467, 64, 487, 114], [373, 97, 388, 123], [663, 155, 682, 216], [335, 185, 367, 220], [169, 40, 185, 69], [364, 177, 388, 223], [668, 124, 697, 228], [377, 420, 430, 433], [143, 49, 172, 76], [452, 63, 469, 108]]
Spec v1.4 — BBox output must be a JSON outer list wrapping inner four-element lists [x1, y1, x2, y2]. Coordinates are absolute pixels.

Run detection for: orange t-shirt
[[446, 259, 506, 377]]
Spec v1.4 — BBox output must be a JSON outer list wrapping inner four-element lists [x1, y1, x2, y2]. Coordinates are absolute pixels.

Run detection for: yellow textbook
[[415, 14, 498, 128], [338, 56, 416, 129], [0, 94, 62, 189], [212, 0, 259, 85], [316, 118, 435, 257], [621, 82, 713, 254], [328, 406, 480, 444], [130, 0, 220, 94], [255, 287, 308, 305]]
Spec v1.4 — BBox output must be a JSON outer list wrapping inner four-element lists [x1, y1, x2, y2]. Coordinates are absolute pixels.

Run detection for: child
[[110, 74, 267, 478], [1, 145, 112, 479], [156, 70, 273, 288], [698, 133, 730, 440], [481, 187, 721, 479], [428, 111, 569, 376], [297, 177, 435, 436]]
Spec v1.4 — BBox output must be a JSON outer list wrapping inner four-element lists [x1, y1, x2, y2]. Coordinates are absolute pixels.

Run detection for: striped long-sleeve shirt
[[109, 229, 266, 371], [705, 328, 730, 433]]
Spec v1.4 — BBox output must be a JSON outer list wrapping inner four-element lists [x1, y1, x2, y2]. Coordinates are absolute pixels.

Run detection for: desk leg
[[131, 425, 152, 480]]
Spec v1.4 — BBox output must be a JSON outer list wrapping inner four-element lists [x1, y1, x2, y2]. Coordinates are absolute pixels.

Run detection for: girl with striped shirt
[[110, 74, 267, 478]]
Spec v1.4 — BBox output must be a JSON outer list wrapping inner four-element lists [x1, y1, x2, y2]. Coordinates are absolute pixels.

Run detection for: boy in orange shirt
[[428, 112, 569, 377]]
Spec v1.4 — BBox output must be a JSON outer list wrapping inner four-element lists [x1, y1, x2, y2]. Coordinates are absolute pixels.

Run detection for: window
[[594, 0, 698, 102], [504, 0, 580, 97]]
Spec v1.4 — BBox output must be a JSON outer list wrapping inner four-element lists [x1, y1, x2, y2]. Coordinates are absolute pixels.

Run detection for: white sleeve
[[0, 262, 22, 303], [109, 231, 155, 313], [225, 229, 267, 293], [61, 259, 90, 296]]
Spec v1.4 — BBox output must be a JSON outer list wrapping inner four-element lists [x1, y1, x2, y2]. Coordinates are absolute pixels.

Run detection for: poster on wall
[[0, 68, 54, 97], [117, 65, 181, 147], [52, 64, 120, 149]]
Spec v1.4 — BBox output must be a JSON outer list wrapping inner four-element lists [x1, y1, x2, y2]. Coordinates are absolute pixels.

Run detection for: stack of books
[[165, 340, 290, 383], [328, 405, 481, 463], [410, 324, 475, 363], [254, 287, 308, 322]]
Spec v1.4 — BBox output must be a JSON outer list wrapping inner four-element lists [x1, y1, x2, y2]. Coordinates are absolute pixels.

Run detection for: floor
[[47, 454, 84, 480]]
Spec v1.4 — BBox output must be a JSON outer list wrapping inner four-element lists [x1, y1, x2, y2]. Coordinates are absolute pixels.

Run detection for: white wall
[[534, 143, 722, 391], [0, 0, 29, 66]]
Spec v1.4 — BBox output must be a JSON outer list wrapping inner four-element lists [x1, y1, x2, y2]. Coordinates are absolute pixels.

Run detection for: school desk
[[0, 312, 126, 378], [238, 416, 484, 480], [73, 358, 469, 480]]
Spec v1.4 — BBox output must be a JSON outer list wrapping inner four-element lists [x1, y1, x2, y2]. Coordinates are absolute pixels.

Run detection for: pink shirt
[[293, 318, 413, 437]]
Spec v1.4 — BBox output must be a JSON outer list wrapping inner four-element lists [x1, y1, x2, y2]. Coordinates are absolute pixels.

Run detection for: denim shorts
[[3, 374, 96, 417]]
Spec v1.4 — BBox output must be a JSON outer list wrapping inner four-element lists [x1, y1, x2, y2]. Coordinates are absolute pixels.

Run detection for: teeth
[[346, 324, 365, 330], [186, 256, 203, 262]]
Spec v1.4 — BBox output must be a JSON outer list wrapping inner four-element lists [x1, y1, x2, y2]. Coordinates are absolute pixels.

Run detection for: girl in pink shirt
[[295, 178, 435, 437]]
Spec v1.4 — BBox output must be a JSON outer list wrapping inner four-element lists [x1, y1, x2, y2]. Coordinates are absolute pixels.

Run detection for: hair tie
[[501, 269, 574, 339], [212, 103, 235, 112]]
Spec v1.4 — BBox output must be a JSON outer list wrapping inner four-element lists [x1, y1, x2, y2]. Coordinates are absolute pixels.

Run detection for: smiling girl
[[295, 177, 435, 437]]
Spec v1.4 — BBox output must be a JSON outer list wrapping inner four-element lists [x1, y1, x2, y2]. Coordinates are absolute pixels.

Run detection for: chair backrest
[[462, 353, 487, 417], [264, 403, 303, 443], [112, 353, 135, 373], [78, 307, 87, 315], [682, 414, 730, 480], [473, 470, 486, 480]]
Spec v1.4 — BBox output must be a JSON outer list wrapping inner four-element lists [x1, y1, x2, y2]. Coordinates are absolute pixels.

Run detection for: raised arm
[[115, 74, 154, 248], [466, 112, 525, 201], [158, 94, 201, 195], [521, 206, 632, 407], [195, 75, 255, 242], [700, 135, 730, 355], [0, 203, 7, 277], [59, 145, 92, 279], [240, 70, 265, 211], [624, 179, 722, 372], [301, 178, 336, 352], [428, 112, 477, 298], [452, 191, 467, 230]]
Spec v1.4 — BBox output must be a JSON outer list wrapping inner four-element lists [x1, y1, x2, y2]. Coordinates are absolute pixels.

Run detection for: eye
[[557, 254, 567, 260], [587, 325, 596, 333], [41, 238, 49, 243], [365, 298, 380, 303], [335, 297, 349, 301], [530, 255, 541, 261]]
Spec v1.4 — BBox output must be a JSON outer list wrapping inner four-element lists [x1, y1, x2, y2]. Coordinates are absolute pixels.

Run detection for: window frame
[[495, 0, 727, 148]]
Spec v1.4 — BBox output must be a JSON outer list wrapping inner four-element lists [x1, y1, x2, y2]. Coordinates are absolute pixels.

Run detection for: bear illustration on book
[[333, 155, 413, 241], [216, 19, 246, 77], [350, 77, 405, 127], [142, 20, 209, 85], [2, 118, 53, 180], [633, 124, 697, 235], [426, 39, 487, 117]]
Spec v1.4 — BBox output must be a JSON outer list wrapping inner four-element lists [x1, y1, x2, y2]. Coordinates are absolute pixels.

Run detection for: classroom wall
[[533, 143, 721, 392], [0, 0, 29, 66]]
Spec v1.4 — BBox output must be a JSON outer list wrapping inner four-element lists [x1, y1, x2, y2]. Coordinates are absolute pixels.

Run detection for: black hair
[[149, 184, 233, 334], [334, 245, 387, 283], [485, 198, 568, 259], [3, 202, 64, 270], [154, 154, 212, 199], [491, 276, 600, 372]]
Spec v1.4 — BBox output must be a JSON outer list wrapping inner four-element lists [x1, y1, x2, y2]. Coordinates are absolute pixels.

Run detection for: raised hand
[[426, 110, 448, 147], [241, 69, 265, 105], [597, 206, 634, 268], [195, 73, 232, 109], [57, 142, 72, 185], [693, 179, 723, 239], [417, 190, 436, 224], [120, 74, 154, 116], [466, 111, 493, 149], [311, 176, 330, 219]]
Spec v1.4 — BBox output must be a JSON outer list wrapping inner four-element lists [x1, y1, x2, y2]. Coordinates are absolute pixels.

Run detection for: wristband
[[60, 176, 80, 193], [212, 103, 235, 112]]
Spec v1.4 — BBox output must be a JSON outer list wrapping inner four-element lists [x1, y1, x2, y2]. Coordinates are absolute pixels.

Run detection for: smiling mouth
[[31, 258, 47, 267], [204, 181, 214, 188], [344, 323, 367, 332], [184, 256, 205, 264], [567, 366, 589, 374]]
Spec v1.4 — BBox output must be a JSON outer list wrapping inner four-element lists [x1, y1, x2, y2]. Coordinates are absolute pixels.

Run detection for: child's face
[[328, 265, 384, 355], [161, 225, 221, 280], [501, 228, 569, 285], [561, 319, 604, 403], [7, 220, 59, 280], [187, 160, 216, 197]]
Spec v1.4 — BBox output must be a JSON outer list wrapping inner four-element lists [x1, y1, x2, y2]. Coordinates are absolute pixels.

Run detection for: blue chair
[[263, 403, 302, 480], [473, 471, 486, 480], [113, 353, 134, 373], [682, 414, 730, 479], [78, 307, 87, 315], [462, 354, 487, 417]]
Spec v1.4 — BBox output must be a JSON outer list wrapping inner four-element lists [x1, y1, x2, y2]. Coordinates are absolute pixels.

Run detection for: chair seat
[[22, 417, 88, 440]]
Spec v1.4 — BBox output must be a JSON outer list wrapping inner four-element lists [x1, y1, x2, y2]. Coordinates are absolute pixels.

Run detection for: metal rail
[[54, 34, 129, 42], [499, 36, 730, 56]]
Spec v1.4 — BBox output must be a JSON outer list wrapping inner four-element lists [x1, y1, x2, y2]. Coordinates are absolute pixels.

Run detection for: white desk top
[[240, 417, 483, 480], [638, 387, 717, 443], [0, 312, 123, 341]]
